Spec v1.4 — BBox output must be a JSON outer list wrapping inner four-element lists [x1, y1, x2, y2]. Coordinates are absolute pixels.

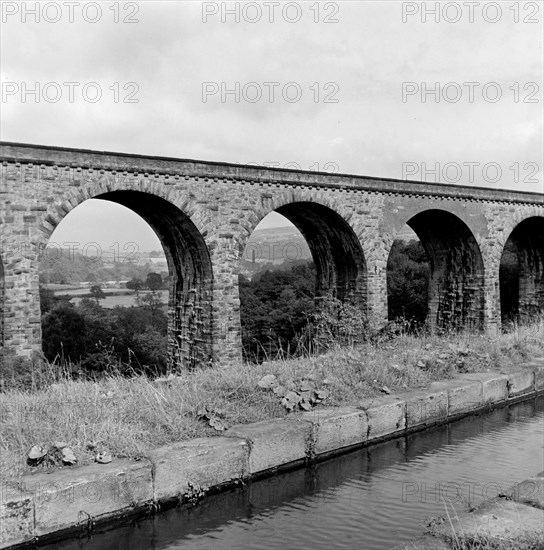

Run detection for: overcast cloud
[[1, 0, 542, 249]]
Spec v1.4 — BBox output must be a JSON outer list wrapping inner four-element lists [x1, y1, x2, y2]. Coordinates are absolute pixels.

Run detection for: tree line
[[40, 291, 167, 375], [39, 249, 168, 285], [40, 240, 434, 375]]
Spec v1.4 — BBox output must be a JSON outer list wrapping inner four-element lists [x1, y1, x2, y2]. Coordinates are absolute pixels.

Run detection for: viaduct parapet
[[1, 142, 543, 368]]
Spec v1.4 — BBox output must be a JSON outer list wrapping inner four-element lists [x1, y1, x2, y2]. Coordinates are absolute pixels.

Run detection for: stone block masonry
[[404, 385, 449, 428], [226, 418, 312, 474], [507, 369, 535, 396], [1, 362, 543, 549], [458, 372, 509, 404], [148, 437, 249, 501], [401, 472, 544, 549], [0, 486, 33, 548], [16, 459, 153, 537], [299, 406, 368, 455], [1, 142, 543, 369], [361, 396, 406, 440]]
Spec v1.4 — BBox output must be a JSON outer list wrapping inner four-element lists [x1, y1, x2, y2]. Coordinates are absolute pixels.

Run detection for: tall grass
[[449, 534, 544, 550], [1, 319, 543, 481]]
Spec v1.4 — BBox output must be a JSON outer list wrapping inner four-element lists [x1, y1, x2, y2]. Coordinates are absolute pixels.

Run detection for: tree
[[146, 272, 163, 292], [85, 272, 98, 283], [126, 278, 144, 295], [239, 263, 317, 361], [499, 240, 519, 321], [42, 304, 87, 363], [89, 285, 106, 305], [137, 291, 165, 321], [39, 285, 56, 314], [386, 240, 430, 325], [39, 249, 106, 284]]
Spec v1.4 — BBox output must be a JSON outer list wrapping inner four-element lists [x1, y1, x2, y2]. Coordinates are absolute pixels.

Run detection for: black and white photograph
[[1, 1, 543, 549]]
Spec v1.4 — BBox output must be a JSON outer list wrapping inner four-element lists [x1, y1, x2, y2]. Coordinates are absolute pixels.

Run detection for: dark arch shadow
[[405, 210, 485, 331], [274, 202, 367, 308], [51, 191, 213, 370], [500, 216, 544, 323]]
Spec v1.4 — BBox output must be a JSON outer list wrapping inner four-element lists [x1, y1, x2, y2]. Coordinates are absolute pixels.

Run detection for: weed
[[1, 318, 542, 481]]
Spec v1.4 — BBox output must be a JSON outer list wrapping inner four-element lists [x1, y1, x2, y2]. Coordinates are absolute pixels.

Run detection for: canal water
[[48, 396, 543, 550]]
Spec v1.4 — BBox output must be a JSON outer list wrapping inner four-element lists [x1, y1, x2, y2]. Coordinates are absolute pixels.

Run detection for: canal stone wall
[[1, 142, 544, 369], [1, 361, 542, 549]]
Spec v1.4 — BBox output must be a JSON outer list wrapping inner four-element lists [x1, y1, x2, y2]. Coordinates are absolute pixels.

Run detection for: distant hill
[[398, 226, 418, 240], [239, 226, 312, 278], [41, 224, 417, 284]]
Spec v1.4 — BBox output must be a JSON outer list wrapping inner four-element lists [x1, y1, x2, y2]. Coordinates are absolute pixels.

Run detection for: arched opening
[[500, 217, 544, 324], [239, 203, 367, 361], [275, 202, 367, 306], [401, 210, 485, 331], [386, 227, 430, 328], [40, 191, 212, 373]]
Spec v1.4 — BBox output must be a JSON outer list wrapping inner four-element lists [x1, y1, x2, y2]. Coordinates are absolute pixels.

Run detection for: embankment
[[1, 361, 543, 549]]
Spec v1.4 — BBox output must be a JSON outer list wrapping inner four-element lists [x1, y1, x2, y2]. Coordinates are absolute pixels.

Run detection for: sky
[[1, 0, 542, 251]]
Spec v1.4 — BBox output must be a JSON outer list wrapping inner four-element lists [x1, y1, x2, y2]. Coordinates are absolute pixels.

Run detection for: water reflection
[[49, 396, 543, 550]]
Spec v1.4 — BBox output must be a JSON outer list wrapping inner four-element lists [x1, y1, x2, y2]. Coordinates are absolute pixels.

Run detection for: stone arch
[[404, 209, 485, 331], [489, 206, 544, 253], [499, 216, 544, 322], [0, 252, 4, 358], [242, 195, 367, 310], [40, 187, 213, 370], [38, 175, 210, 242]]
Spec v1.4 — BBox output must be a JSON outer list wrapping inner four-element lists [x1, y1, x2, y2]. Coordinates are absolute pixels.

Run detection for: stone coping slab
[[504, 473, 544, 509], [431, 498, 544, 540], [298, 406, 368, 456], [457, 372, 509, 404], [148, 436, 249, 502], [403, 471, 544, 549], [1, 364, 543, 549], [0, 488, 33, 549], [507, 369, 535, 396], [360, 395, 406, 440], [445, 379, 483, 415], [531, 365, 544, 390], [403, 385, 449, 428], [225, 417, 313, 474], [17, 459, 153, 537]]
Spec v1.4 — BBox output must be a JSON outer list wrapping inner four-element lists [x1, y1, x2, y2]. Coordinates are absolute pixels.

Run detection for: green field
[[58, 289, 169, 309]]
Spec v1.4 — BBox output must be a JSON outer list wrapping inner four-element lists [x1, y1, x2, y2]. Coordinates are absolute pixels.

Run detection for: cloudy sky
[[1, 0, 542, 251]]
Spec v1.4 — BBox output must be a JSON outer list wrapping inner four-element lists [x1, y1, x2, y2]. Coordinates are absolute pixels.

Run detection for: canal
[[47, 395, 543, 550]]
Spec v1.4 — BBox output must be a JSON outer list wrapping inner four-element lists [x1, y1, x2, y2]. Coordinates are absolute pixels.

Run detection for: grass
[[404, 533, 544, 550], [416, 503, 544, 550], [405, 464, 544, 550], [1, 319, 543, 481], [450, 533, 544, 550]]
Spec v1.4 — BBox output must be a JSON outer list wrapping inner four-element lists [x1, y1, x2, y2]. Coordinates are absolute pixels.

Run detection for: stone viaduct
[[1, 142, 543, 369]]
